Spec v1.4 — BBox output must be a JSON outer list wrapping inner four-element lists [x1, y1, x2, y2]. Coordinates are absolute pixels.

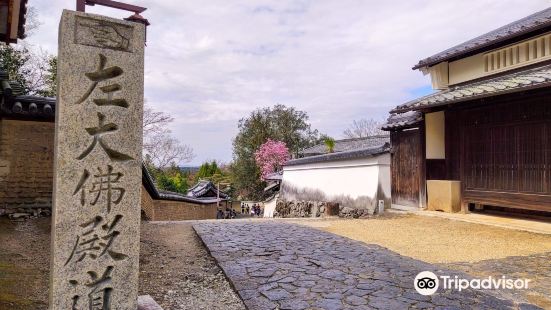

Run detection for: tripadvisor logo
[[414, 271, 439, 295], [414, 271, 531, 295]]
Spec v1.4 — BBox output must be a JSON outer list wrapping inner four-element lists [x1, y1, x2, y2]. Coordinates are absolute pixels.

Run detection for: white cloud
[[24, 0, 550, 164]]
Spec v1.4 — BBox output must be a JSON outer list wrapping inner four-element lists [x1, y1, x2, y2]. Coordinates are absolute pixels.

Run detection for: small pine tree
[[324, 137, 336, 153]]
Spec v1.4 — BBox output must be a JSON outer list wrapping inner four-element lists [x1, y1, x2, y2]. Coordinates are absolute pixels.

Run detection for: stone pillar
[[50, 10, 145, 309]]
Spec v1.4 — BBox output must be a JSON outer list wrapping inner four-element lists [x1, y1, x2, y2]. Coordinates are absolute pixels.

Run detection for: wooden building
[[0, 0, 28, 44], [383, 7, 551, 214]]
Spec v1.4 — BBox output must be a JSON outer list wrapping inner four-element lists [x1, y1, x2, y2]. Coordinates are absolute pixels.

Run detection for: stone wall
[[0, 119, 54, 216], [274, 199, 375, 218], [140, 185, 156, 220], [140, 187, 218, 221], [153, 200, 218, 221], [0, 118, 218, 221]]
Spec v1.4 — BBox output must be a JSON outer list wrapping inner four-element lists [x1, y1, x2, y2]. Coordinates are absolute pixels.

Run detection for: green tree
[[145, 161, 190, 195], [231, 104, 321, 200], [194, 160, 233, 185], [0, 44, 32, 94], [324, 137, 335, 153], [195, 160, 222, 180]]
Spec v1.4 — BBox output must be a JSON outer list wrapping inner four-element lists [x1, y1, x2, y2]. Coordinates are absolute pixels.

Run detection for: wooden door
[[391, 129, 422, 207]]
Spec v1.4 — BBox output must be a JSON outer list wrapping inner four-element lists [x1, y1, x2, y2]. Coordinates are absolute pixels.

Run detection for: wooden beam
[[419, 118, 427, 209], [82, 0, 147, 13]]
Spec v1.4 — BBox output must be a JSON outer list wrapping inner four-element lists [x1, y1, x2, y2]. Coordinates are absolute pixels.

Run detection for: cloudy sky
[[26, 0, 549, 165]]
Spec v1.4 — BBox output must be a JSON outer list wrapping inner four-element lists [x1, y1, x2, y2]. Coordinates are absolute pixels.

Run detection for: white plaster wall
[[425, 111, 445, 159], [263, 194, 278, 218], [445, 32, 551, 86], [281, 153, 390, 209], [378, 156, 391, 204]]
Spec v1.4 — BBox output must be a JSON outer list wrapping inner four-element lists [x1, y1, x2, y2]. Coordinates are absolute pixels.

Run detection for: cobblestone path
[[193, 222, 539, 310]]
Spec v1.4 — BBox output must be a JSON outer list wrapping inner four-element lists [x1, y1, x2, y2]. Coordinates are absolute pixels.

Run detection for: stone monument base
[[138, 295, 163, 310]]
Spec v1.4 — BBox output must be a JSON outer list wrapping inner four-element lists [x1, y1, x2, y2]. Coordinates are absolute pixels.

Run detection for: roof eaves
[[286, 143, 390, 166], [158, 190, 224, 204], [413, 8, 551, 70], [392, 64, 551, 113], [141, 163, 161, 199], [299, 135, 390, 155], [381, 111, 423, 131]]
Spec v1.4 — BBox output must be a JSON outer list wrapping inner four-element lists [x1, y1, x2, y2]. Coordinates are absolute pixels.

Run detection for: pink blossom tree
[[255, 139, 290, 180]]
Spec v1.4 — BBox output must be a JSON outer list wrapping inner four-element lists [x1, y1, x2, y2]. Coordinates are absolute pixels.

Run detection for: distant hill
[[179, 166, 200, 173]]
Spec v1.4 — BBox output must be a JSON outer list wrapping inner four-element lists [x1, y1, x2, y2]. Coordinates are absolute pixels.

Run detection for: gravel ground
[[442, 252, 551, 309], [139, 222, 244, 310], [291, 213, 551, 263], [0, 218, 50, 310], [0, 217, 245, 310]]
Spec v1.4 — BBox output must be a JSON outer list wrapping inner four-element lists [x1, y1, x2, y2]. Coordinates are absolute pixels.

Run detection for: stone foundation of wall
[[274, 199, 376, 218]]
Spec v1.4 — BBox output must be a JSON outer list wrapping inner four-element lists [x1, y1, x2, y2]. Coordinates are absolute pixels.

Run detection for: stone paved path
[[193, 222, 539, 310]]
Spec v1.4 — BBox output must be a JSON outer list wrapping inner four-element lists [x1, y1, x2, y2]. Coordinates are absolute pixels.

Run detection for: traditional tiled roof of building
[[265, 171, 283, 181], [381, 111, 423, 131], [0, 95, 56, 119], [187, 180, 229, 199], [392, 63, 551, 113], [0, 70, 55, 120], [413, 7, 551, 69], [141, 163, 224, 204], [300, 135, 390, 157], [286, 143, 390, 166]]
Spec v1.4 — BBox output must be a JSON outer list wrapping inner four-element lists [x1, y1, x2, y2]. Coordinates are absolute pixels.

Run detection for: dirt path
[[139, 222, 244, 309], [0, 218, 50, 310], [0, 218, 244, 310]]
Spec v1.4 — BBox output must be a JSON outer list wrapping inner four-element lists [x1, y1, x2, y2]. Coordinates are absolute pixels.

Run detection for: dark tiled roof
[[0, 95, 56, 120], [393, 64, 551, 113], [0, 72, 25, 96], [286, 143, 390, 166], [381, 111, 423, 131], [141, 163, 223, 204], [300, 135, 390, 156], [160, 189, 221, 204], [265, 171, 283, 181], [0, 70, 55, 120], [413, 7, 551, 69], [187, 180, 229, 199], [264, 181, 280, 192]]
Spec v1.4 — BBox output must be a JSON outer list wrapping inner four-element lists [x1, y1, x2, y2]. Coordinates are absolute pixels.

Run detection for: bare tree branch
[[143, 101, 174, 140], [145, 133, 195, 168], [24, 7, 42, 37], [22, 47, 50, 95], [343, 118, 386, 138], [142, 102, 195, 168]]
